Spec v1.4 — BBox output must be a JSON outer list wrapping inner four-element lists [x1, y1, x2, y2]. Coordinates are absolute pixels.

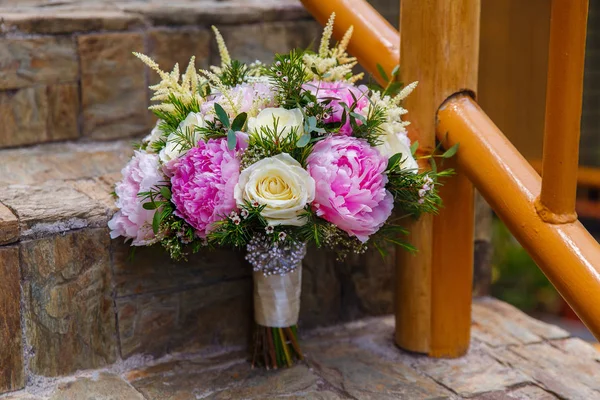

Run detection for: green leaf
[[152, 209, 162, 234], [429, 157, 438, 173], [410, 140, 419, 155], [231, 112, 247, 132], [387, 153, 402, 170], [391, 65, 400, 77], [307, 116, 317, 131], [214, 103, 230, 128], [143, 201, 162, 210], [227, 129, 237, 150], [376, 64, 389, 83], [384, 81, 403, 96], [160, 186, 171, 200], [442, 143, 459, 158], [350, 112, 367, 124], [296, 133, 311, 148]]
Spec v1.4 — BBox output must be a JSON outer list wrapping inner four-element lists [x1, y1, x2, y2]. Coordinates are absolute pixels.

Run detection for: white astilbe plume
[[134, 53, 204, 113], [303, 13, 363, 82], [210, 26, 231, 75]]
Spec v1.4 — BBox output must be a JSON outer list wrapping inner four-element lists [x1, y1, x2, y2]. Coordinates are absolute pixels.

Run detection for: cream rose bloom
[[234, 153, 315, 226], [376, 124, 419, 173], [159, 112, 205, 163], [247, 107, 304, 139], [143, 120, 163, 152]]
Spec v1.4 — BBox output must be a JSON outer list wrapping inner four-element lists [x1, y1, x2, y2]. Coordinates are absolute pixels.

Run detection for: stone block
[[214, 20, 321, 65], [1, 11, 145, 34], [20, 228, 117, 376], [0, 36, 78, 90], [50, 373, 145, 400], [79, 32, 148, 139], [0, 182, 107, 239], [0, 246, 24, 394], [47, 83, 79, 141], [0, 86, 48, 148], [0, 140, 132, 186], [147, 27, 211, 85], [0, 203, 19, 245]]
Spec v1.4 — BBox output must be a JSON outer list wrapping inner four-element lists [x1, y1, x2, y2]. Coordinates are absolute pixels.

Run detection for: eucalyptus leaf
[[214, 103, 230, 128], [227, 129, 237, 150], [231, 112, 247, 132], [391, 65, 400, 77], [442, 143, 459, 158], [376, 64, 389, 83], [387, 153, 402, 170], [152, 209, 162, 234], [410, 140, 419, 155], [160, 186, 171, 200], [296, 133, 311, 148], [143, 201, 162, 210], [350, 112, 366, 124]]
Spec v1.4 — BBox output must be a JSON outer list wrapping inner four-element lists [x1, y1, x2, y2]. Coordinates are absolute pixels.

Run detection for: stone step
[[3, 298, 599, 400], [0, 140, 397, 394], [0, 0, 320, 148]]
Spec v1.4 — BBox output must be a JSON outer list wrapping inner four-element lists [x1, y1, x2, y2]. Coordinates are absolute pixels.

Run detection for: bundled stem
[[252, 324, 303, 369]]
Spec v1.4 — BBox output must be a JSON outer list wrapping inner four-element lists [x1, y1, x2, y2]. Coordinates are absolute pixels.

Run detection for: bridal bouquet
[[108, 14, 453, 369]]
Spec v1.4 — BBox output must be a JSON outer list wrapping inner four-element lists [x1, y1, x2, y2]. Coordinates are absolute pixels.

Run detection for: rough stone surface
[[215, 20, 321, 65], [0, 182, 108, 239], [0, 87, 48, 148], [0, 246, 24, 394], [1, 11, 145, 34], [0, 203, 19, 245], [79, 32, 148, 140], [0, 141, 132, 186], [147, 27, 211, 83], [20, 229, 117, 376], [49, 373, 145, 400], [46, 83, 79, 142], [0, 37, 78, 90], [4, 297, 599, 399]]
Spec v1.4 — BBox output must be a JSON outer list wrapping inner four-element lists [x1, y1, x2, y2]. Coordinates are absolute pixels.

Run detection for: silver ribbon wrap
[[253, 265, 302, 327]]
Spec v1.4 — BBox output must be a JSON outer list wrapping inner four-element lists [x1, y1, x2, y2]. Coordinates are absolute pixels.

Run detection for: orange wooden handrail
[[437, 94, 600, 340], [538, 0, 589, 224]]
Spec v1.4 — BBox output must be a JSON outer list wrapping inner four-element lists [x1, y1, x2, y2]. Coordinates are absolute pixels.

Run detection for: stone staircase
[[1, 1, 600, 399]]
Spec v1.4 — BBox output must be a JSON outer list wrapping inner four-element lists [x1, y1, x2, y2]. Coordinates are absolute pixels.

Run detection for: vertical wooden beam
[[537, 0, 588, 223], [395, 0, 480, 357]]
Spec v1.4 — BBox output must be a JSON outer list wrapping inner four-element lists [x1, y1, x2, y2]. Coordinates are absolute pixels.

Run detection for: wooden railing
[[301, 0, 600, 357]]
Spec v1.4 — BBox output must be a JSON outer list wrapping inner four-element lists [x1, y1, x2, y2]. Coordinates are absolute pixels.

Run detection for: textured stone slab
[[0, 140, 132, 186], [118, 0, 310, 26], [0, 246, 24, 394], [0, 182, 107, 238], [472, 297, 569, 347], [0, 203, 19, 245], [0, 37, 78, 90], [0, 86, 47, 148], [215, 20, 321, 65], [305, 341, 452, 400], [414, 349, 531, 397], [79, 32, 148, 139], [0, 393, 43, 400], [50, 373, 145, 400], [20, 228, 117, 376], [147, 27, 211, 84], [46, 83, 80, 142], [116, 278, 251, 358], [1, 10, 145, 34], [507, 384, 559, 400]]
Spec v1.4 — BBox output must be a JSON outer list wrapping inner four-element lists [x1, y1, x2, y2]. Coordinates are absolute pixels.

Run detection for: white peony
[[376, 123, 419, 173], [143, 120, 164, 152], [234, 153, 315, 226], [247, 107, 304, 139], [159, 112, 205, 163]]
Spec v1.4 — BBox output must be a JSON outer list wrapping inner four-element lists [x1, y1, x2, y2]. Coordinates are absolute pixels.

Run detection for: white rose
[[234, 153, 315, 226], [142, 120, 166, 153], [376, 124, 419, 173], [247, 107, 304, 139], [159, 112, 205, 163]]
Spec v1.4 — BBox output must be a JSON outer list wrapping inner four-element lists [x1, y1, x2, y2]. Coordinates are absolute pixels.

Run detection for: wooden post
[[395, 0, 480, 357]]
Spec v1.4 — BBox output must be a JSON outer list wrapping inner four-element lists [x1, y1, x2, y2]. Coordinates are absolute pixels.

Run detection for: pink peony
[[306, 136, 393, 242], [170, 135, 247, 238], [303, 81, 370, 135], [108, 151, 163, 245]]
